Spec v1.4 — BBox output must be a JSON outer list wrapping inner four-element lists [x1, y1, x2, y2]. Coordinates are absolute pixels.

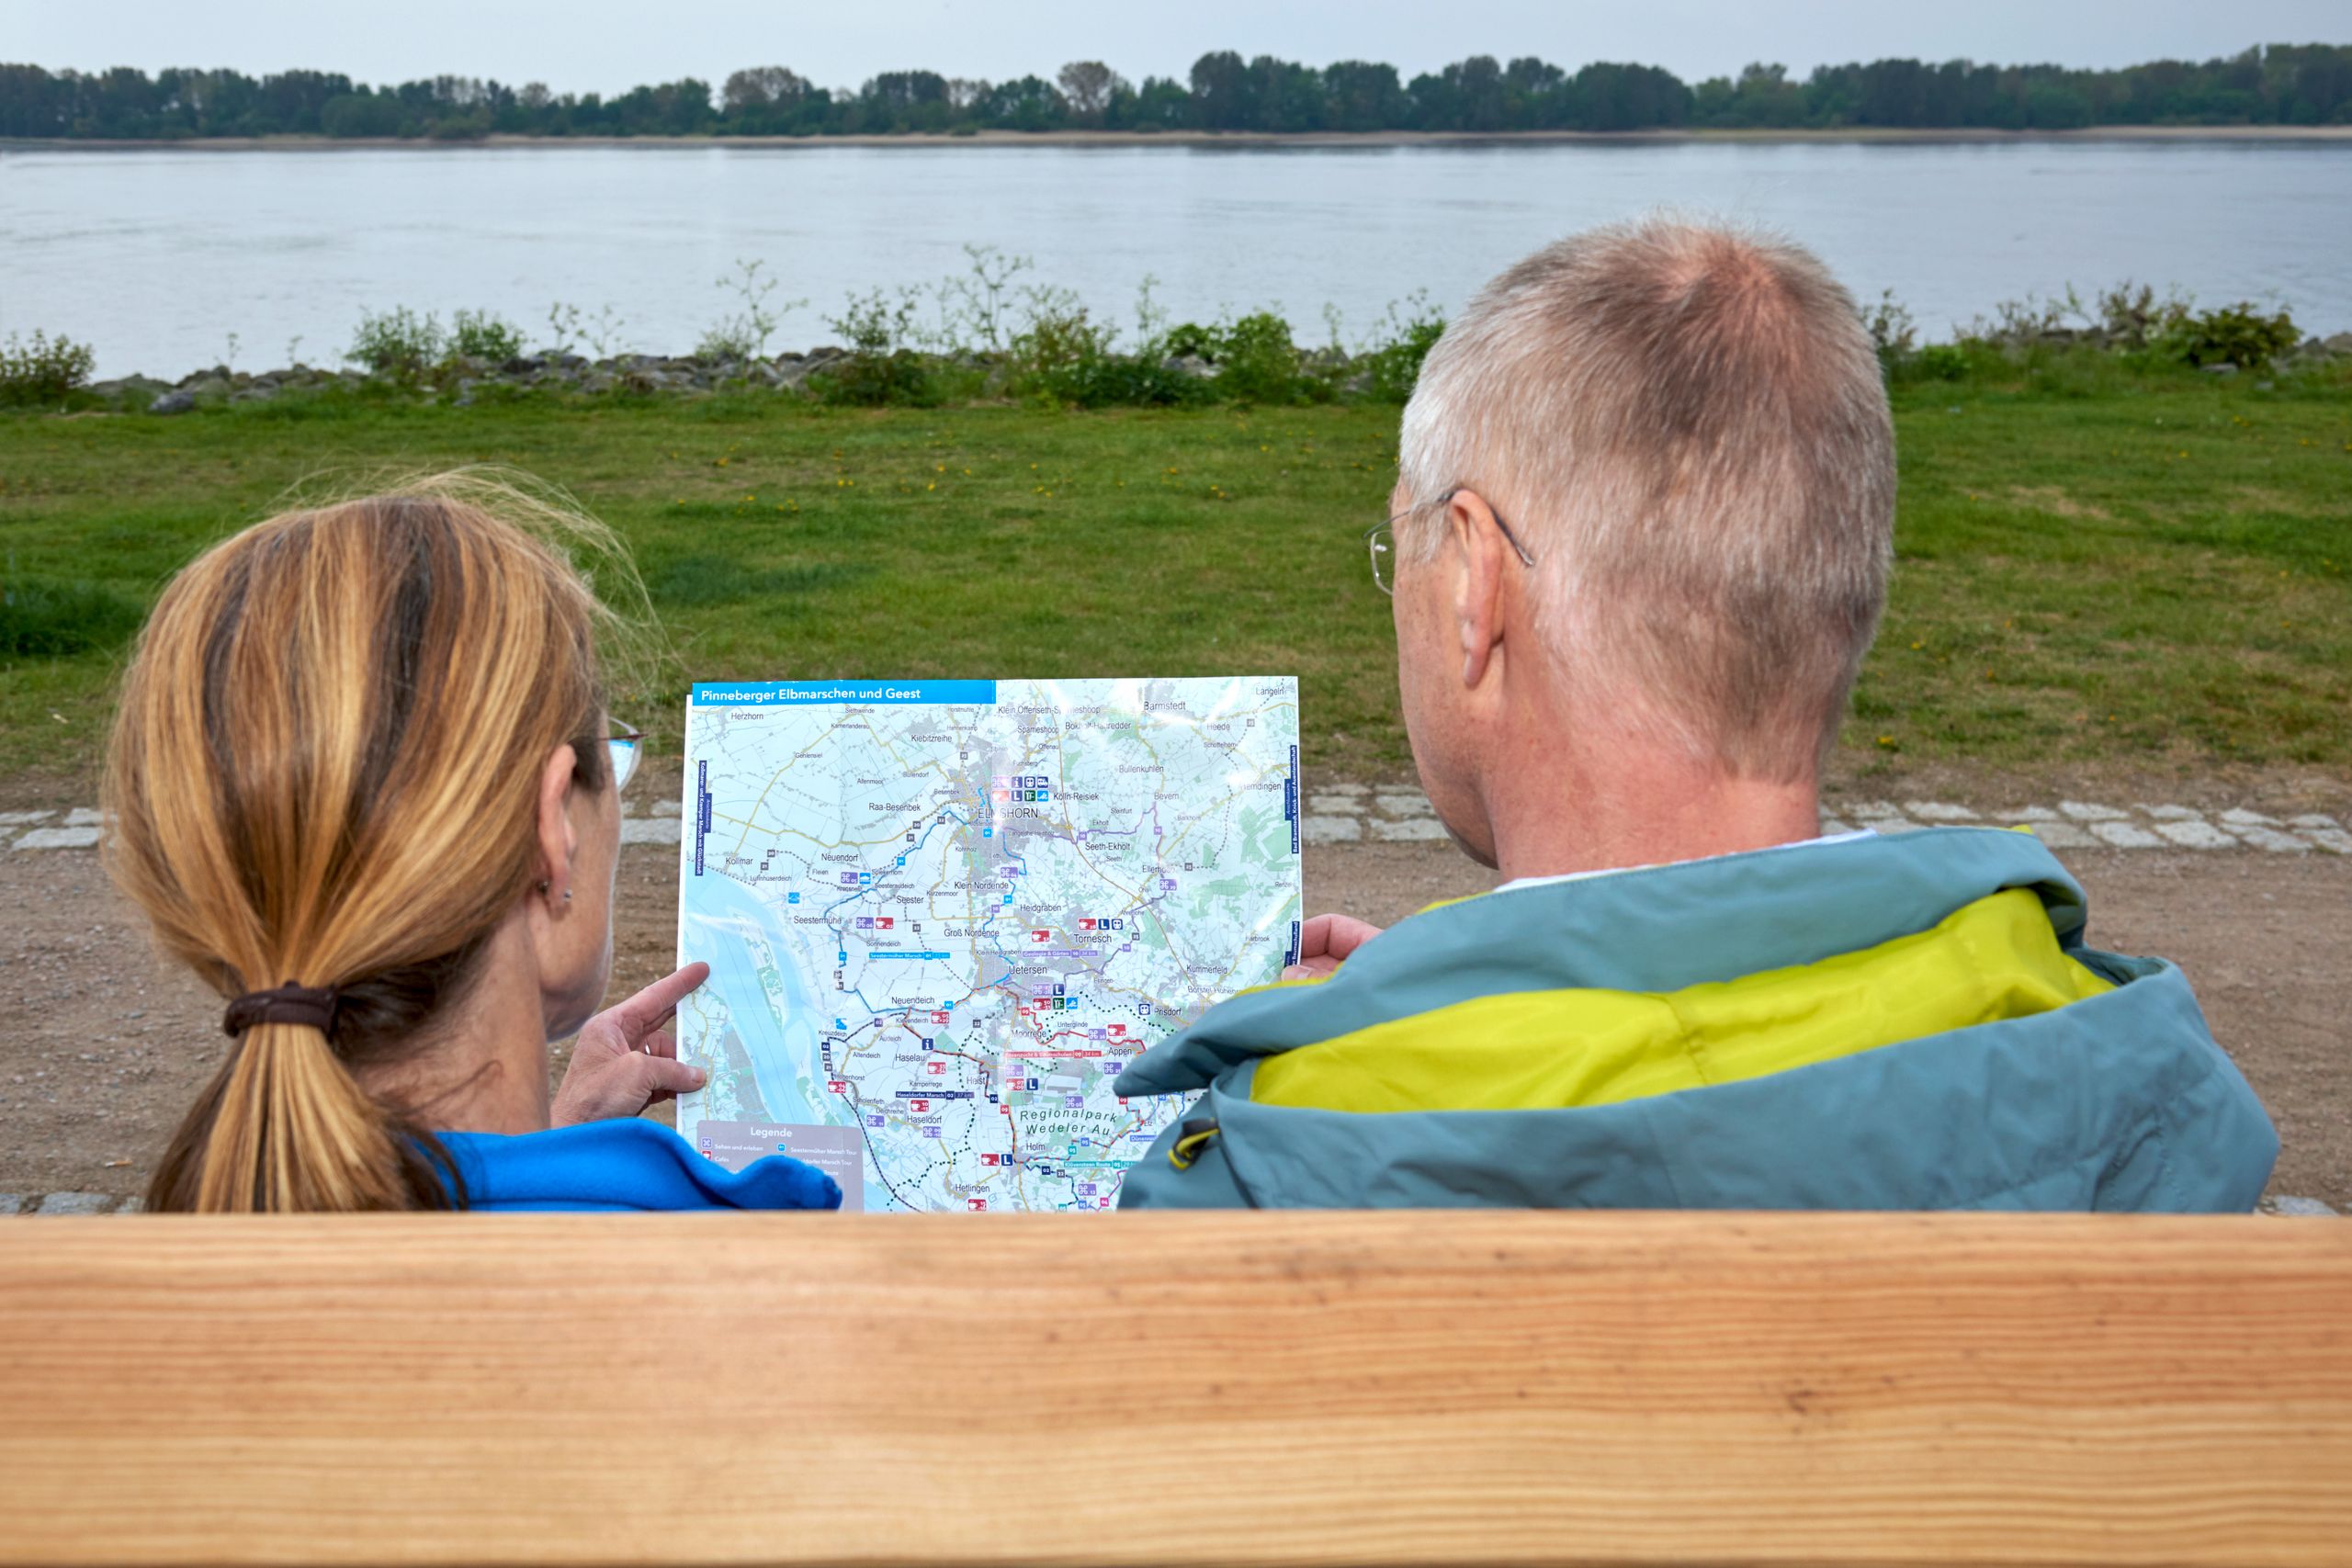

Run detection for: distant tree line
[[3, 45, 2348, 141]]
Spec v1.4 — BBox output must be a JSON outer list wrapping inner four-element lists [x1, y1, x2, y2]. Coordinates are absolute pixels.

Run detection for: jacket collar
[[1117, 827, 2084, 1099]]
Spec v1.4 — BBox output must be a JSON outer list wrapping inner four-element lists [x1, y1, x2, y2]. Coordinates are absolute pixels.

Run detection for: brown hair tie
[[223, 982, 341, 1039]]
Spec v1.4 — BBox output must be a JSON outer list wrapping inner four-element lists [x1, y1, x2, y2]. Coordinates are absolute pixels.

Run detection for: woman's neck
[[354, 908, 553, 1135]]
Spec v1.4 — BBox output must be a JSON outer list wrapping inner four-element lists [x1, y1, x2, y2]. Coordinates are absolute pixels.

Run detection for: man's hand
[[550, 962, 712, 1127], [1282, 913, 1385, 980]]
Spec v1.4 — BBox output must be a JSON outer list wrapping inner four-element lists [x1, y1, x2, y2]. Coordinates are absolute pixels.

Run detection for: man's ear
[[534, 743, 580, 903], [1447, 491, 1509, 691]]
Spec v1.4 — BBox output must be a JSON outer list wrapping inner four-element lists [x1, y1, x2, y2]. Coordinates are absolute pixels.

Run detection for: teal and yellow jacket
[[1114, 827, 2278, 1211]]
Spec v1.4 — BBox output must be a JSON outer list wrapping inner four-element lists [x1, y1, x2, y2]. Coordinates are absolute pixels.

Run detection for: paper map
[[673, 677, 1302, 1212]]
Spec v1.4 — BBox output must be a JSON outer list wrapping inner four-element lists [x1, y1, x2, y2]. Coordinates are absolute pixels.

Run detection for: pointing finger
[[611, 963, 711, 1042]]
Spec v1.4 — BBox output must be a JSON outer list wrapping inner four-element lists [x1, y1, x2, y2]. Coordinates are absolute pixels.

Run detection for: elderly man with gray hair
[[1114, 217, 2276, 1212]]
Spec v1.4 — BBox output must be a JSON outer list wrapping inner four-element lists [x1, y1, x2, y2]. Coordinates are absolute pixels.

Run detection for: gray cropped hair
[[1398, 216, 1895, 780]]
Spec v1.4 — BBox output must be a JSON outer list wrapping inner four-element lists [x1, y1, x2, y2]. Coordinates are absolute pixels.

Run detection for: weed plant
[[0, 333, 96, 408], [348, 306, 529, 380]]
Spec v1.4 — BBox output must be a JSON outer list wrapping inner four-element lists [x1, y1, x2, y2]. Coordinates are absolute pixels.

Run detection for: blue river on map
[[679, 870, 835, 1129]]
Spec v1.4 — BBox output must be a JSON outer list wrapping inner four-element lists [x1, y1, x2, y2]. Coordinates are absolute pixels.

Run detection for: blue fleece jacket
[[435, 1118, 842, 1212]]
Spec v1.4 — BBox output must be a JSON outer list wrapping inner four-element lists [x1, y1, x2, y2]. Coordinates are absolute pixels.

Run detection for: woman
[[106, 473, 839, 1213]]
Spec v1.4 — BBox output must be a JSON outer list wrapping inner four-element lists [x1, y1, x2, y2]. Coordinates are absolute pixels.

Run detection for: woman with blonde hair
[[107, 474, 839, 1213]]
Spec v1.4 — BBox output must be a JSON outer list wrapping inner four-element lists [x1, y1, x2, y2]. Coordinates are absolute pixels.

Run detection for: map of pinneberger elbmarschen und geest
[[673, 678, 1302, 1212]]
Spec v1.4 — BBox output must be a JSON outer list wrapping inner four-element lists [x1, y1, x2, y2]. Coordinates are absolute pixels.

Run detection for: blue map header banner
[[692, 680, 1000, 706]]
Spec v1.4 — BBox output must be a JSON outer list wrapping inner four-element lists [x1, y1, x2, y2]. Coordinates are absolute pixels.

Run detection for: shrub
[[814, 288, 939, 405], [2169, 302, 2298, 369], [1159, 312, 1309, 403], [1959, 289, 2083, 351], [933, 245, 1035, 355], [347, 307, 445, 379], [449, 309, 525, 363], [1050, 355, 1203, 407], [1355, 296, 1447, 402], [1909, 344, 1971, 382], [1860, 289, 1919, 375], [2092, 282, 2189, 348], [1161, 321, 1217, 360], [1001, 286, 1189, 407], [1216, 312, 1311, 403], [0, 331, 96, 408], [543, 302, 630, 360], [0, 575, 144, 657], [695, 322, 758, 362], [696, 258, 802, 364]]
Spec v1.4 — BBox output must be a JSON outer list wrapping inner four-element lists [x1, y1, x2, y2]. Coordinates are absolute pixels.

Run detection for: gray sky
[[6, 0, 2346, 94]]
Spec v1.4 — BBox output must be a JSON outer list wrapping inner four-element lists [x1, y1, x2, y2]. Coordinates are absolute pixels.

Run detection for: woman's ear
[[534, 742, 580, 902]]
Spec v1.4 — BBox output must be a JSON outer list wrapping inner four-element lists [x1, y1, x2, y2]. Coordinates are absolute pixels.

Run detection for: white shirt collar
[[1493, 829, 1878, 895]]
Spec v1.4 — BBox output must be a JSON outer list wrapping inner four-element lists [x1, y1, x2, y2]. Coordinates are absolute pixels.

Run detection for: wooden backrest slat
[[2, 1212, 2346, 1567]]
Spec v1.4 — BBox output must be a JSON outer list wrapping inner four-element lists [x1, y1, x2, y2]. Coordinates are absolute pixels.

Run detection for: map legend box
[[694, 1121, 868, 1212]]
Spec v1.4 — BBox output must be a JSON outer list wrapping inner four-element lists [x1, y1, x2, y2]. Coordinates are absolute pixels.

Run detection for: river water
[[4, 140, 2348, 378]]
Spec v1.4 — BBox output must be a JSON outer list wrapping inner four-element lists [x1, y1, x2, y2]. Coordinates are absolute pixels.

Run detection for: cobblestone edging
[[1291, 789, 2352, 852], [11, 795, 2349, 854], [1, 1190, 2335, 1216], [3, 1192, 142, 1214]]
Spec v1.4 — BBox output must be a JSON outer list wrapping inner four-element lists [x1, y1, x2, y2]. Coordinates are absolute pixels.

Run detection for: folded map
[[674, 677, 1303, 1212]]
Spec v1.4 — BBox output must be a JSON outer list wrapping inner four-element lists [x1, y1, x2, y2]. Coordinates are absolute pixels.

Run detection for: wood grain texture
[[0, 1212, 2346, 1568]]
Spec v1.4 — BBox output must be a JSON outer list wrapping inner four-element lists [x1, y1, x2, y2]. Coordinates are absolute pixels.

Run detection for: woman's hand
[[1281, 913, 1385, 980], [550, 962, 713, 1127]]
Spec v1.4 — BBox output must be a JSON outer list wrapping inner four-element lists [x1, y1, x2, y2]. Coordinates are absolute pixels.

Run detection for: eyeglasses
[[1364, 488, 1536, 596], [606, 719, 645, 793]]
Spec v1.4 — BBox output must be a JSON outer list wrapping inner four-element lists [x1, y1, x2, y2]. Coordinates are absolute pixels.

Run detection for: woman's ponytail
[[153, 1020, 429, 1213], [108, 473, 617, 1213]]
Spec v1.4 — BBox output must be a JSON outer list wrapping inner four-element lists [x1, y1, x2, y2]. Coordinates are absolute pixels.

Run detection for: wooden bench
[[2, 1212, 2346, 1566]]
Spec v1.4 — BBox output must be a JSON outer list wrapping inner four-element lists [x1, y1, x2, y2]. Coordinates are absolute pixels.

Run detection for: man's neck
[[1481, 745, 1824, 885]]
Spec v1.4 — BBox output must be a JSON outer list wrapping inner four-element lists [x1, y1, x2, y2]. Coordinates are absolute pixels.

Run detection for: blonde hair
[[107, 472, 626, 1212], [1399, 215, 1895, 780]]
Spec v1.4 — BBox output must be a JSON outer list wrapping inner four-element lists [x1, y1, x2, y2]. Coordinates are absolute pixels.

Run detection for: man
[[1115, 217, 2276, 1211]]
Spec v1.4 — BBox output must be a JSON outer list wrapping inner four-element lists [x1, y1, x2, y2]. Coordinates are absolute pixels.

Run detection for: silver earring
[[537, 878, 550, 894], [563, 889, 573, 902]]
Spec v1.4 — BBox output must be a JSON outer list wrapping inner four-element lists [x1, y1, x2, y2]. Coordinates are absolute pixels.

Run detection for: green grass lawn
[[2, 379, 2346, 789]]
